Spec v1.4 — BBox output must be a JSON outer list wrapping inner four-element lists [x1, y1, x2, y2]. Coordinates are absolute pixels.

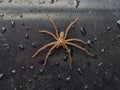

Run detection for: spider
[[32, 17, 93, 69]]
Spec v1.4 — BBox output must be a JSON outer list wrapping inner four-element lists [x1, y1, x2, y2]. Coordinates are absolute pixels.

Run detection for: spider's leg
[[43, 44, 57, 66], [32, 42, 56, 58], [64, 44, 73, 69], [48, 16, 59, 38], [66, 38, 87, 45], [39, 30, 57, 40], [64, 18, 78, 39], [66, 42, 93, 56]]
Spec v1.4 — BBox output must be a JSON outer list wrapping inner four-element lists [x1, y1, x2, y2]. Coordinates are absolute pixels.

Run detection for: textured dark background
[[0, 0, 120, 90]]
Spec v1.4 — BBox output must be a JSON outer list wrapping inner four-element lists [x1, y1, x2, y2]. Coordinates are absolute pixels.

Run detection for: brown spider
[[32, 17, 93, 69]]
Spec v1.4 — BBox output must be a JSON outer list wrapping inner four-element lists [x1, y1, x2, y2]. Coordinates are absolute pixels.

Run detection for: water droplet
[[25, 26, 30, 31], [11, 21, 15, 28], [77, 68, 83, 75], [117, 20, 120, 28], [8, 0, 12, 3], [80, 27, 86, 37], [38, 69, 44, 75], [0, 73, 4, 79], [11, 70, 16, 74], [33, 75, 37, 79], [21, 66, 25, 70], [100, 49, 105, 54], [62, 55, 67, 62], [86, 40, 94, 48], [94, 37, 98, 41], [57, 74, 62, 80], [19, 85, 23, 89], [0, 13, 4, 17], [20, 14, 23, 18], [32, 42, 37, 48], [49, 0, 54, 4], [19, 45, 25, 50], [25, 33, 29, 39], [28, 79, 32, 83], [97, 62, 103, 67], [55, 62, 59, 67], [5, 46, 10, 52], [111, 39, 114, 42], [39, 0, 45, 4], [14, 87, 17, 90], [30, 65, 34, 70], [107, 26, 111, 31], [1, 27, 7, 34], [84, 84, 88, 89], [66, 75, 71, 83], [74, 0, 80, 8]]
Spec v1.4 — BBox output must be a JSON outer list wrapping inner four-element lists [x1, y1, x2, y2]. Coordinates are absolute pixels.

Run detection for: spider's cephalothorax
[[32, 17, 93, 69]]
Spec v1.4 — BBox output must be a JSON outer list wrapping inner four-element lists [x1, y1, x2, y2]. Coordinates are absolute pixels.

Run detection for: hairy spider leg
[[64, 44, 73, 69], [66, 42, 93, 56], [32, 42, 56, 58], [64, 18, 78, 39], [66, 38, 87, 45], [43, 44, 57, 66], [39, 30, 57, 40], [48, 16, 59, 38]]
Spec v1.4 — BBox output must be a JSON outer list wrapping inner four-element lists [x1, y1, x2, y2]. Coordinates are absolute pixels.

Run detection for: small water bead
[[19, 45, 25, 50], [25, 26, 30, 31], [32, 42, 37, 48], [1, 27, 7, 34], [25, 33, 29, 39], [33, 75, 37, 79], [11, 70, 16, 74], [84, 84, 88, 89], [19, 85, 23, 89], [0, 73, 4, 79], [86, 40, 94, 48], [117, 20, 120, 28], [66, 75, 71, 83], [21, 66, 25, 70], [11, 21, 15, 28], [80, 27, 86, 37], [30, 65, 34, 70], [100, 49, 105, 54], [0, 13, 4, 17], [28, 79, 32, 83], [38, 69, 44, 75], [97, 62, 103, 67], [62, 55, 67, 62], [57, 74, 62, 80], [77, 68, 83, 75]]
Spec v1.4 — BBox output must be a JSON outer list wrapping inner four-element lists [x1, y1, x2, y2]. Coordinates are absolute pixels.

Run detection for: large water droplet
[[49, 0, 54, 4], [1, 27, 7, 34]]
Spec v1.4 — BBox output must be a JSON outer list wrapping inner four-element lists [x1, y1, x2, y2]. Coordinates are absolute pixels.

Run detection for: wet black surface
[[0, 0, 120, 90]]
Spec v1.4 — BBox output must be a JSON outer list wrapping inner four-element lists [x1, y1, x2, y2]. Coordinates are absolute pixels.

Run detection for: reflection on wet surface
[[0, 0, 120, 90]]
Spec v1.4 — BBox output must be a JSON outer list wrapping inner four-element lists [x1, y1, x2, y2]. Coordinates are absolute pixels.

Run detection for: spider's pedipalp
[[66, 38, 87, 45], [64, 44, 73, 69], [32, 41, 56, 58], [43, 44, 57, 66], [39, 30, 57, 40], [66, 42, 93, 56], [48, 16, 59, 38], [64, 18, 78, 39]]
